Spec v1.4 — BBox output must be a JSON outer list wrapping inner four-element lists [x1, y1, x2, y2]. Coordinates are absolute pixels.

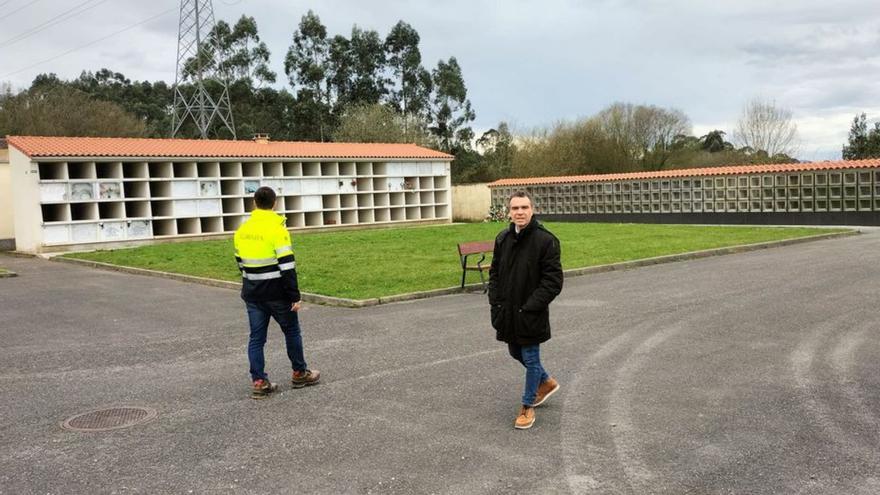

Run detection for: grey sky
[[2, 0, 878, 161]]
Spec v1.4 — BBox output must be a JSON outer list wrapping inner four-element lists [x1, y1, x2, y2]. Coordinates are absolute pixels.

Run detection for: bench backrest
[[458, 240, 495, 256]]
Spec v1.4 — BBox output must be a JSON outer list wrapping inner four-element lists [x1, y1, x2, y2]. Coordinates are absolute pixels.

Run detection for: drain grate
[[61, 406, 157, 432]]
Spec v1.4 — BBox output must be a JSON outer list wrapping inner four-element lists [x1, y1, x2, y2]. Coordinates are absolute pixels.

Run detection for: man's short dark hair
[[507, 190, 532, 206], [254, 186, 276, 209]]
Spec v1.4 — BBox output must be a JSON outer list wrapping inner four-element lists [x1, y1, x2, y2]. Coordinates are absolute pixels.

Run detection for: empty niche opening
[[844, 199, 857, 210], [373, 193, 389, 207], [320, 162, 339, 176], [263, 162, 283, 177], [98, 202, 124, 219], [420, 191, 434, 204], [323, 211, 339, 225], [322, 195, 340, 209], [200, 217, 223, 233], [244, 198, 256, 212], [152, 219, 176, 236], [372, 162, 387, 175], [356, 162, 372, 176], [149, 162, 173, 178], [198, 162, 220, 177], [405, 192, 419, 205], [357, 178, 373, 192], [357, 209, 374, 223], [176, 218, 200, 234], [39, 162, 67, 180], [122, 162, 150, 179], [339, 162, 356, 176], [242, 162, 263, 177], [149, 181, 171, 198], [435, 205, 449, 218], [434, 176, 448, 189], [41, 204, 70, 222], [305, 212, 322, 226], [283, 162, 302, 176], [220, 162, 242, 177], [341, 195, 357, 208], [391, 207, 405, 221], [68, 162, 96, 179], [375, 208, 390, 222], [372, 177, 388, 191], [123, 181, 149, 198], [390, 193, 404, 206], [285, 212, 304, 228], [802, 200, 814, 211], [419, 177, 433, 189], [151, 200, 173, 217], [96, 162, 122, 179], [303, 162, 320, 176], [405, 206, 420, 220], [223, 216, 244, 232], [125, 201, 149, 218], [220, 180, 242, 196], [70, 202, 98, 220], [341, 210, 357, 224], [222, 198, 244, 214], [357, 194, 373, 207], [285, 196, 302, 211], [173, 162, 197, 177]]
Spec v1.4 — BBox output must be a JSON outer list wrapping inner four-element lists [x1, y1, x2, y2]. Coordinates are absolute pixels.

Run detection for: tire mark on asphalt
[[608, 322, 683, 494], [790, 316, 880, 463], [559, 313, 684, 494], [828, 323, 880, 439]]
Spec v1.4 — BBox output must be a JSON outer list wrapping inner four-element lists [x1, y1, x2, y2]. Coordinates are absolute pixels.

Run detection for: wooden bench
[[457, 240, 495, 291]]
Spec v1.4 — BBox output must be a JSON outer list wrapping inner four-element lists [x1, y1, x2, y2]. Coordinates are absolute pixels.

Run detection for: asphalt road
[[1, 231, 879, 494]]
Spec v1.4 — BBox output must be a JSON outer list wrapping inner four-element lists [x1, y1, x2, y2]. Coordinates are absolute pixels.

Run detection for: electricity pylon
[[170, 0, 236, 139]]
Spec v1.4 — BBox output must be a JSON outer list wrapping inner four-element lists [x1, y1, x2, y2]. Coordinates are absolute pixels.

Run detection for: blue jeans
[[245, 300, 307, 381], [508, 343, 549, 406]]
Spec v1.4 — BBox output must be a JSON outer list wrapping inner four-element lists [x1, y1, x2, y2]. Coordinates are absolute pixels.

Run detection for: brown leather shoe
[[532, 377, 560, 407], [291, 369, 321, 389], [514, 405, 535, 429], [251, 379, 278, 399]]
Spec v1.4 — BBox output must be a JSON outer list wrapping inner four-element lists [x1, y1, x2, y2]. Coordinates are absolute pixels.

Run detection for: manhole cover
[[61, 406, 157, 432]]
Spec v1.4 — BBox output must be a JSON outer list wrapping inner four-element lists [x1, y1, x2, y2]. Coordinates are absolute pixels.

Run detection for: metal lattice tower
[[171, 0, 236, 139]]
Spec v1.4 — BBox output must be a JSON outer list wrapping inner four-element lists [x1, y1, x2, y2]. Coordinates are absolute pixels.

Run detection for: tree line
[[1, 11, 879, 183]]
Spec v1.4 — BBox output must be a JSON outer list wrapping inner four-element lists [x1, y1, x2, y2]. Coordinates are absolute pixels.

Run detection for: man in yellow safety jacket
[[234, 186, 320, 399]]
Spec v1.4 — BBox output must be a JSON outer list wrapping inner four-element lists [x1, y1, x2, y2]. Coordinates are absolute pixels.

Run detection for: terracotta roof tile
[[490, 159, 880, 186], [5, 135, 453, 160]]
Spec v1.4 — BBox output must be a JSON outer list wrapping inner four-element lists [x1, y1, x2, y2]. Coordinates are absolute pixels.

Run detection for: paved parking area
[[1, 231, 879, 494]]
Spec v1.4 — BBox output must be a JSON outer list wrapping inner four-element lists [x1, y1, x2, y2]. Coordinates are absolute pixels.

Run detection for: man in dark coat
[[488, 190, 564, 429]]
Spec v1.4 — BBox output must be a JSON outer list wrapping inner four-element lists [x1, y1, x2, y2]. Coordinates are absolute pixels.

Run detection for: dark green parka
[[487, 219, 563, 345]]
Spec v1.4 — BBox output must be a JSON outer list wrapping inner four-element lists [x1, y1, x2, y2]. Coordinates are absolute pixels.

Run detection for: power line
[[0, 0, 17, 8], [0, 0, 43, 22], [0, 0, 112, 48], [1, 7, 176, 79]]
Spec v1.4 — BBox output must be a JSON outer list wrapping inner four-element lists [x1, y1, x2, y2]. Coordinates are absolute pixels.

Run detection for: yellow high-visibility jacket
[[233, 208, 301, 302]]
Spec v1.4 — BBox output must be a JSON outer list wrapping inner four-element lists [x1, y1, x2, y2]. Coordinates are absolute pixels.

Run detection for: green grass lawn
[[64, 223, 847, 299]]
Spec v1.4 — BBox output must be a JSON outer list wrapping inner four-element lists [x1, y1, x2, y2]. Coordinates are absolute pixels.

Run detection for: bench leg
[[478, 267, 487, 293]]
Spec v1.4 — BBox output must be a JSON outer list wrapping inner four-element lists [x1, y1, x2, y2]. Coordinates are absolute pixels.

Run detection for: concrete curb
[[51, 229, 857, 307]]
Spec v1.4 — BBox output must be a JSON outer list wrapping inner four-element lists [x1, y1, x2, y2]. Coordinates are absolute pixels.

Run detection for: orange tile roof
[[490, 159, 880, 187], [5, 135, 453, 160]]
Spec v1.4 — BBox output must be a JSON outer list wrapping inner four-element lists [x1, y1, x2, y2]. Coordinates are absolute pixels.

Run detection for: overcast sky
[[2, 0, 879, 161]]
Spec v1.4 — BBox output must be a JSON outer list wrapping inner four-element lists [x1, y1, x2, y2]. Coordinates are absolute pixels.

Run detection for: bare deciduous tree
[[733, 98, 799, 158]]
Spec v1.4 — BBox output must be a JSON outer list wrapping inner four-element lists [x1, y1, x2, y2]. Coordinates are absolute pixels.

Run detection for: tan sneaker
[[251, 379, 278, 400], [514, 405, 535, 429], [291, 369, 321, 389], [532, 377, 560, 407]]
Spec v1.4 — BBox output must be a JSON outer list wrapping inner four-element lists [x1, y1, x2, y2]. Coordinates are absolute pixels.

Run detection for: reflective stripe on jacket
[[233, 208, 301, 302]]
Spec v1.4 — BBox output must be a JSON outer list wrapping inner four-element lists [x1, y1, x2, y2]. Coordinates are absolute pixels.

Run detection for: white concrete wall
[[9, 148, 41, 252], [452, 182, 491, 222]]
